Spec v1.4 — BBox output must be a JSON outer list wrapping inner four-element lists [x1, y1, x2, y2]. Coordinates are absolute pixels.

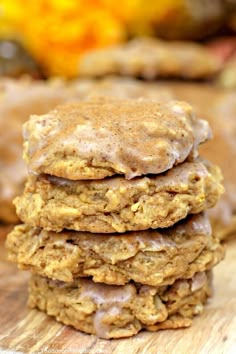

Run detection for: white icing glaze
[[174, 213, 212, 237], [80, 279, 135, 305], [191, 272, 207, 292], [23, 99, 211, 179], [93, 307, 121, 338]]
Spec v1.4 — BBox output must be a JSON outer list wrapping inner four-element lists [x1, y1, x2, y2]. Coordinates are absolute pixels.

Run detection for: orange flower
[[0, 0, 129, 77]]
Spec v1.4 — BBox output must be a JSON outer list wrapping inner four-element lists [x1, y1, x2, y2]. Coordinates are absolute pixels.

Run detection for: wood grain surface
[[0, 227, 235, 354]]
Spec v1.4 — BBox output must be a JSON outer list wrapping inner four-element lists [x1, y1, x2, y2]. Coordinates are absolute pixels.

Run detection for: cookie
[[14, 159, 223, 233], [28, 271, 212, 339], [78, 37, 221, 80], [23, 99, 211, 180], [6, 213, 224, 285]]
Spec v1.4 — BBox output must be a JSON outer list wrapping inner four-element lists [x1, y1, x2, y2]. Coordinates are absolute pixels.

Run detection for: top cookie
[[78, 37, 221, 80], [23, 98, 211, 180]]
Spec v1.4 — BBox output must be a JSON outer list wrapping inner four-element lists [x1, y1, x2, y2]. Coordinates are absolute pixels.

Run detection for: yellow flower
[[0, 0, 128, 77]]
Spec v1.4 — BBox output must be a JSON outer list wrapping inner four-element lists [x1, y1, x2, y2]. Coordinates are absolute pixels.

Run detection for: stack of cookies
[[6, 98, 224, 339]]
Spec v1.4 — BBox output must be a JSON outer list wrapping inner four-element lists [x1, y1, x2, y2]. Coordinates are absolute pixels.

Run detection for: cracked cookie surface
[[6, 214, 224, 286], [14, 159, 223, 233], [28, 271, 212, 339]]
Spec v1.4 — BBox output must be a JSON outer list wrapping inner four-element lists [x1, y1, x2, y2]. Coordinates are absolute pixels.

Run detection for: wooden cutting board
[[0, 227, 235, 354]]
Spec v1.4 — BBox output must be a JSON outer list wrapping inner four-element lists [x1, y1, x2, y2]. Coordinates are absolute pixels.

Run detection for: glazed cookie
[[78, 37, 221, 80], [23, 99, 211, 180], [28, 271, 212, 339], [6, 214, 224, 285], [14, 159, 223, 233]]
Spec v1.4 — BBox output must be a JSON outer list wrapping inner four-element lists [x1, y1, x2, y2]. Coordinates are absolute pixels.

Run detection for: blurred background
[[0, 0, 235, 80]]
